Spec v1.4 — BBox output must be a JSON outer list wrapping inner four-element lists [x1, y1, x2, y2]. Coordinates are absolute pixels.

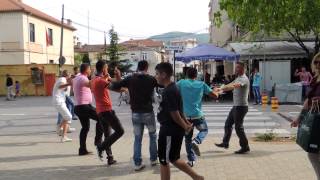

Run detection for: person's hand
[[291, 118, 300, 128], [104, 73, 112, 81], [67, 78, 72, 85], [184, 123, 193, 134]]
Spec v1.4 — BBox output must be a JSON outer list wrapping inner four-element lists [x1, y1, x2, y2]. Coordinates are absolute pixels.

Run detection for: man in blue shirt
[[252, 68, 262, 105], [177, 67, 218, 167]]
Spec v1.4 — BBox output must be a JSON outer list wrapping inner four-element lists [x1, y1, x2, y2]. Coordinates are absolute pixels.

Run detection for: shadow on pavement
[[0, 154, 77, 163], [0, 141, 59, 147]]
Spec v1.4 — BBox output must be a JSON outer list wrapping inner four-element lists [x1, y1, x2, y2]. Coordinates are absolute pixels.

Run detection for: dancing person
[[112, 60, 158, 171], [215, 62, 250, 154], [295, 67, 313, 99], [52, 70, 72, 142], [6, 74, 14, 100], [177, 67, 218, 167], [15, 81, 20, 98], [73, 63, 104, 156], [252, 68, 262, 105], [155, 62, 204, 180], [292, 53, 320, 180], [91, 60, 124, 165]]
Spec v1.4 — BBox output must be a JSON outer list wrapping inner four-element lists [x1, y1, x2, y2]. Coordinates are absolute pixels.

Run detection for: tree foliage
[[214, 0, 320, 59], [81, 53, 91, 64]]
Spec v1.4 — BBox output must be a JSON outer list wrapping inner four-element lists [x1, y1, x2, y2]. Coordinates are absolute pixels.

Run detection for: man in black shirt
[[6, 74, 14, 101], [112, 60, 158, 171], [155, 62, 204, 180]]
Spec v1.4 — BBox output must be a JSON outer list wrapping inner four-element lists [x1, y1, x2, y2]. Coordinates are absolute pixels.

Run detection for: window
[[142, 52, 147, 61], [29, 23, 35, 42], [47, 28, 53, 45], [49, 60, 54, 64]]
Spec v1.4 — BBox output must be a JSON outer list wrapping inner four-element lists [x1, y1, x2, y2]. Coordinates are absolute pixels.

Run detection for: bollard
[[261, 93, 268, 107], [271, 97, 279, 112]]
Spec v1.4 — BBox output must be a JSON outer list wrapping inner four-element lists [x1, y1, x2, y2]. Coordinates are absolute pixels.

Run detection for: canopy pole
[[173, 50, 176, 82]]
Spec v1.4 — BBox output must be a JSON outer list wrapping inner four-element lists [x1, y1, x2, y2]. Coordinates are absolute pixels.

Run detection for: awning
[[228, 41, 314, 60]]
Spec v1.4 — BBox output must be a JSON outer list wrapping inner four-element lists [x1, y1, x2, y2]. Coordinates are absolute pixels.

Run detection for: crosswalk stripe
[[204, 116, 272, 120], [205, 112, 263, 116], [206, 122, 277, 127], [203, 109, 259, 112], [144, 129, 290, 135]]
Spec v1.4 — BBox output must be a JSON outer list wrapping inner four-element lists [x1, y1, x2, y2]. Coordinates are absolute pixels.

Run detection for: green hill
[[149, 31, 209, 44]]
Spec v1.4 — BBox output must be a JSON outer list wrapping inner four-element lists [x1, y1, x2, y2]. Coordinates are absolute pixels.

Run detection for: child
[[155, 62, 204, 180], [15, 81, 20, 98]]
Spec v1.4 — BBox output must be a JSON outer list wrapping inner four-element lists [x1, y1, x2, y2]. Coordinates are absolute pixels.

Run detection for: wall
[[0, 64, 74, 96]]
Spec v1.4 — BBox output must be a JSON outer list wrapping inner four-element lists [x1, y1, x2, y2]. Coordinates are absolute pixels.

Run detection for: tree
[[81, 53, 91, 64], [74, 53, 84, 66], [107, 26, 131, 76], [214, 0, 320, 62]]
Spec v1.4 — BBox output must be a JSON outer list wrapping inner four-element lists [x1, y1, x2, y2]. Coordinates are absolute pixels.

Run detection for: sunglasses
[[314, 61, 320, 65]]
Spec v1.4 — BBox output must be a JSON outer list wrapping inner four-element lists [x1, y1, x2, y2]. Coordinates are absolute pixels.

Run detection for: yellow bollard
[[261, 93, 268, 107], [271, 97, 279, 112]]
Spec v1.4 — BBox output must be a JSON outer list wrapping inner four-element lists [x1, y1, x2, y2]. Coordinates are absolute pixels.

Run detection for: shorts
[[55, 103, 72, 124], [158, 126, 184, 165]]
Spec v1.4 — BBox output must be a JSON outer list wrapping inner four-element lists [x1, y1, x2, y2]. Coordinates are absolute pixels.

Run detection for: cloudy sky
[[24, 0, 210, 44]]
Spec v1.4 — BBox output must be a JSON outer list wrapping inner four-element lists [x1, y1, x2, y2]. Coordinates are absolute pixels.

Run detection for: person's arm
[[170, 111, 192, 132], [294, 69, 300, 77], [308, 72, 313, 83], [58, 78, 71, 89], [203, 83, 219, 99], [291, 99, 309, 127]]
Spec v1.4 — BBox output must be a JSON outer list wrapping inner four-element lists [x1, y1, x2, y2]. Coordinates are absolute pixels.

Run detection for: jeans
[[223, 106, 249, 148], [57, 96, 76, 125], [308, 153, 320, 180], [74, 104, 104, 153], [185, 117, 208, 161], [252, 86, 261, 104], [132, 112, 157, 166], [97, 110, 124, 153]]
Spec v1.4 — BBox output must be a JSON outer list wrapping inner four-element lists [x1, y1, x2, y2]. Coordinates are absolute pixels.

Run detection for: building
[[0, 0, 76, 65], [0, 0, 76, 96]]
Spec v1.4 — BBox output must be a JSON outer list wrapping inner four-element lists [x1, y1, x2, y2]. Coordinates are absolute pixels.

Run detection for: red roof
[[0, 0, 76, 31], [122, 39, 164, 48]]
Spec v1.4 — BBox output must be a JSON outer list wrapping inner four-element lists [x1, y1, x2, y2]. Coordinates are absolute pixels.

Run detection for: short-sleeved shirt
[[157, 83, 184, 131], [252, 72, 262, 87], [52, 77, 67, 104], [177, 79, 212, 118], [73, 74, 92, 105], [112, 73, 157, 113], [233, 74, 250, 106], [91, 76, 112, 114], [6, 77, 13, 87]]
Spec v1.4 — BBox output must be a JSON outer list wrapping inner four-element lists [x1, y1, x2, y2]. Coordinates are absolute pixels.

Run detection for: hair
[[237, 62, 245, 68], [186, 67, 197, 79], [15, 81, 19, 83], [73, 66, 79, 71], [61, 70, 68, 77], [137, 60, 148, 71], [80, 63, 90, 74], [155, 62, 173, 77], [96, 60, 106, 73], [312, 52, 320, 76]]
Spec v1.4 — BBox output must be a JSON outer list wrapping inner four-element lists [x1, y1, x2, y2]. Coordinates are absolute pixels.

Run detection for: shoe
[[56, 126, 62, 136], [61, 136, 72, 143], [67, 127, 76, 133], [259, 103, 262, 105], [191, 142, 201, 156], [235, 147, 250, 154], [72, 117, 78, 120], [96, 146, 104, 161], [187, 161, 195, 167], [150, 160, 158, 166], [253, 103, 258, 105], [215, 143, 229, 149], [134, 164, 146, 171], [107, 157, 117, 165], [79, 149, 93, 156]]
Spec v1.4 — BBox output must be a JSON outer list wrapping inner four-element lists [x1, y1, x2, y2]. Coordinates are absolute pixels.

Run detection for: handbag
[[296, 98, 320, 153]]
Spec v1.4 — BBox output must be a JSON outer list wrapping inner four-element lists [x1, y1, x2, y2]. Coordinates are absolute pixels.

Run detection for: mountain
[[149, 31, 210, 44]]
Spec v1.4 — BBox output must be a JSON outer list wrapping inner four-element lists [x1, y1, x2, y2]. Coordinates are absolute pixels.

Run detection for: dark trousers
[[74, 104, 111, 156], [223, 106, 249, 148], [97, 110, 124, 152]]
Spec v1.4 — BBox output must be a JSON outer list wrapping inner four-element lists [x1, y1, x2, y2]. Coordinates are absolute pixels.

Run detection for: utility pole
[[59, 4, 64, 75], [87, 10, 90, 44]]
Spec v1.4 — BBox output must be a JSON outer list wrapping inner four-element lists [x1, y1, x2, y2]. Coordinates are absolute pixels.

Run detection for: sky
[[24, 0, 210, 44]]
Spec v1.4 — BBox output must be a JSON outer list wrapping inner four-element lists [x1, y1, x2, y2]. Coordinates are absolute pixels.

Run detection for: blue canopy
[[175, 43, 240, 63]]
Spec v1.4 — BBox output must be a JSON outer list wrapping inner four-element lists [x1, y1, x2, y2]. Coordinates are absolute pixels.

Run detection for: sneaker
[[187, 161, 195, 167], [191, 142, 201, 156], [61, 136, 72, 143], [96, 146, 104, 161], [56, 126, 62, 136], [150, 160, 158, 166], [67, 127, 76, 133], [253, 103, 258, 105], [72, 117, 78, 120], [134, 164, 146, 171]]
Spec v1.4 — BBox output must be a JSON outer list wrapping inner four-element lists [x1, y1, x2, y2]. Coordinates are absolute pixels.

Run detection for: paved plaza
[[0, 95, 317, 180]]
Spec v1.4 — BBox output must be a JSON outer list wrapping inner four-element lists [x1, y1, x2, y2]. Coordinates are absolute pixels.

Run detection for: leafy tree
[[107, 26, 131, 76], [81, 53, 91, 64], [74, 53, 84, 66], [214, 0, 320, 62]]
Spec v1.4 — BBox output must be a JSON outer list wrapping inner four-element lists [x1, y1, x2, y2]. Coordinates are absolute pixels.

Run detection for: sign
[[165, 45, 184, 51], [58, 56, 66, 66]]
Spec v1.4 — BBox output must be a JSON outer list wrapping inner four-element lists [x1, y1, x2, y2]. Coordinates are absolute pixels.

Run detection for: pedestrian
[[155, 62, 204, 180], [215, 62, 250, 154], [295, 67, 313, 99], [112, 60, 158, 171], [73, 63, 104, 156], [252, 68, 262, 105], [292, 52, 320, 180], [91, 60, 124, 165], [15, 81, 20, 98], [177, 67, 218, 167], [52, 70, 72, 142], [6, 74, 14, 100]]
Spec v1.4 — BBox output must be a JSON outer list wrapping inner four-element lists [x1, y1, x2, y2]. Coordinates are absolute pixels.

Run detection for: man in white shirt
[[52, 70, 72, 142]]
